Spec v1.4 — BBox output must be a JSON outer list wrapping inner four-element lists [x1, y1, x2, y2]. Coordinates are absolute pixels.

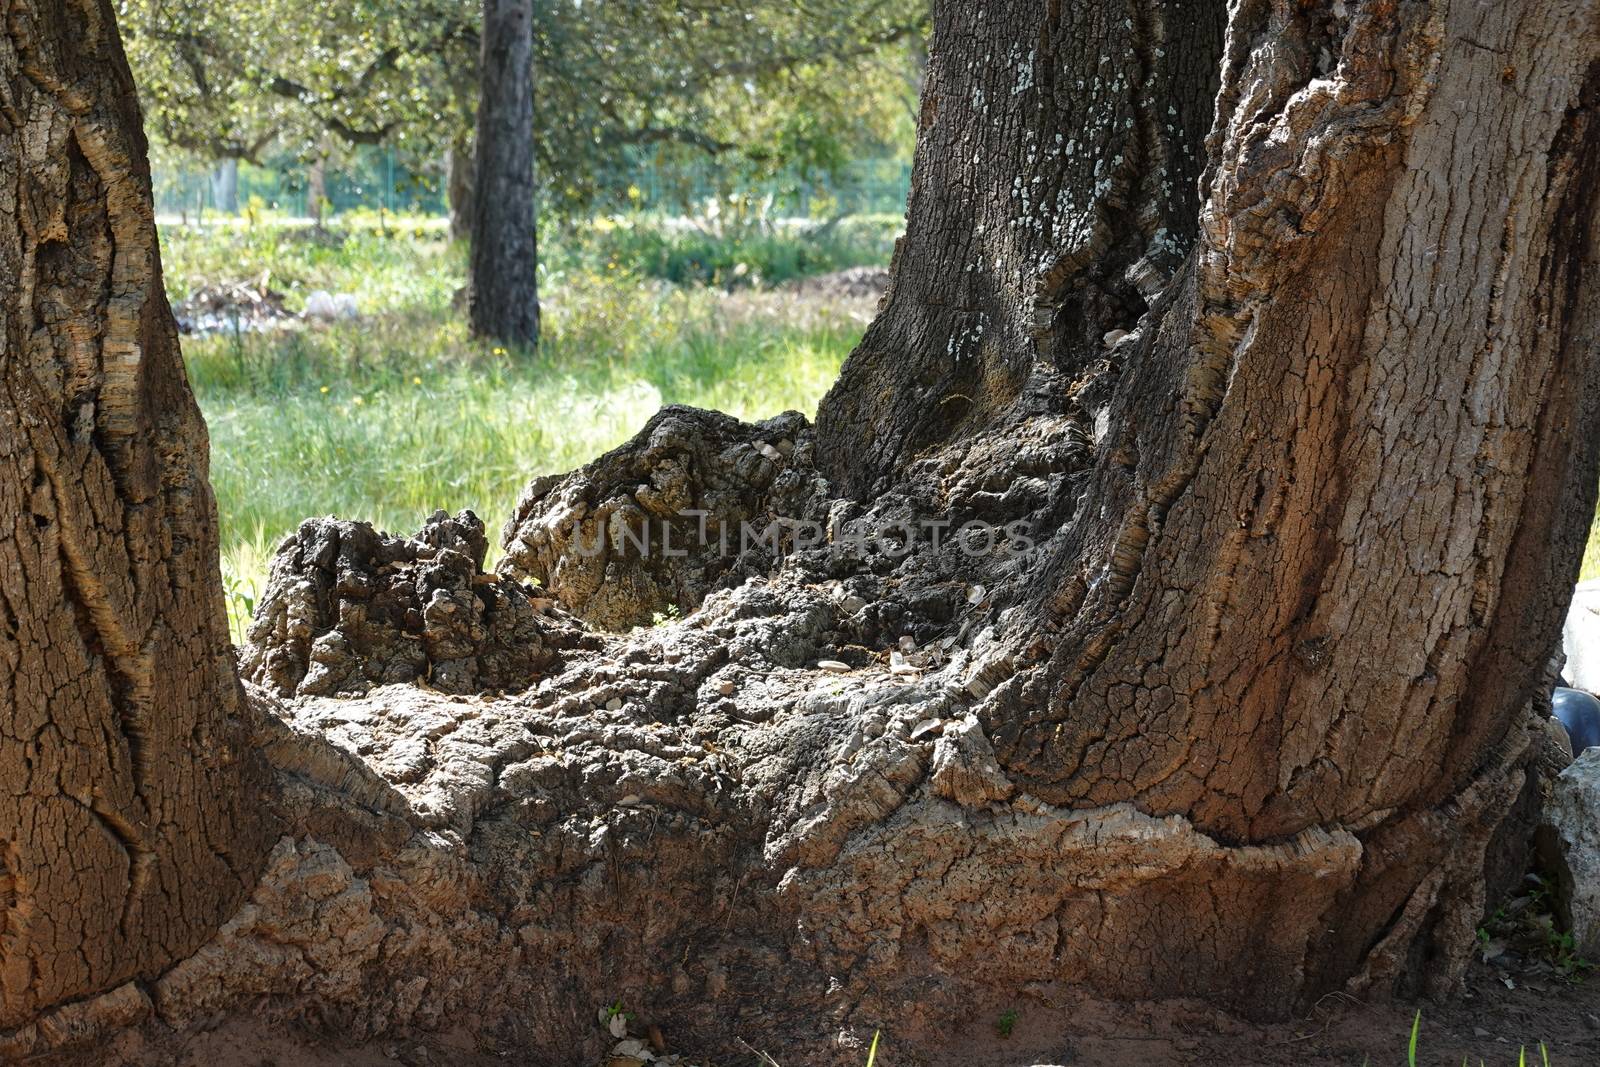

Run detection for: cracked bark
[[0, 0, 271, 1033], [4, 0, 1600, 1064]]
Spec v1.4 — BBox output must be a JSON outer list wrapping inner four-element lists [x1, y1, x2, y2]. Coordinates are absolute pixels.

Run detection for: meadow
[[162, 211, 897, 637], [164, 210, 1600, 641]]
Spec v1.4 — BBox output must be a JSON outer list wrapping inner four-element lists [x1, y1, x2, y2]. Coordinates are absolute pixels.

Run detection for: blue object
[[1553, 687, 1600, 753]]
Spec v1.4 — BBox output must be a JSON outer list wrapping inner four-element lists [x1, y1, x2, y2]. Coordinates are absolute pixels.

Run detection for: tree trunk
[[817, 0, 1600, 998], [0, 0, 271, 1035], [447, 128, 476, 244], [467, 0, 539, 349], [307, 152, 327, 230], [209, 157, 238, 215], [6, 0, 1600, 1063]]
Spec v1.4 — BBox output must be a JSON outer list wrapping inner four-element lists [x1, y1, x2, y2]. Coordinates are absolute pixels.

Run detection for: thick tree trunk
[[6, 0, 1600, 1064], [819, 0, 1600, 1000], [467, 0, 539, 348], [0, 0, 270, 1035]]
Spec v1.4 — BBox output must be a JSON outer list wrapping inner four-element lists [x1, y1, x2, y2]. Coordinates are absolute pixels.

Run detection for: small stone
[[718, 679, 737, 696], [756, 442, 782, 461], [967, 584, 987, 605], [1540, 750, 1600, 959], [817, 660, 851, 674], [890, 652, 920, 676], [910, 718, 945, 741], [606, 697, 623, 711], [840, 595, 868, 615], [1103, 328, 1128, 347], [617, 795, 642, 808], [898, 635, 917, 652], [612, 1038, 651, 1059]]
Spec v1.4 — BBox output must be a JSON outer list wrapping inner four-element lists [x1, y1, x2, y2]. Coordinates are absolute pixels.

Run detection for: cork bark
[[0, 0, 270, 1031]]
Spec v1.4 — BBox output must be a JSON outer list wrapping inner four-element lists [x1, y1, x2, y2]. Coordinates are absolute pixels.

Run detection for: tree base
[[1, 405, 1539, 1065]]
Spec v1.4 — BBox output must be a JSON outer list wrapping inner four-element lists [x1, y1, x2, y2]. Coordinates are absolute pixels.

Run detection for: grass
[[163, 212, 875, 638], [1581, 531, 1600, 583]]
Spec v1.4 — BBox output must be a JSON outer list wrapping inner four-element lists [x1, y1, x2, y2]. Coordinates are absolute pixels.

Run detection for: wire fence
[[152, 147, 910, 221]]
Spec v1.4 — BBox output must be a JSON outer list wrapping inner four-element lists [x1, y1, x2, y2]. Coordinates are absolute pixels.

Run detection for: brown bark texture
[[4, 0, 1600, 1064], [466, 0, 539, 349], [0, 0, 270, 1036]]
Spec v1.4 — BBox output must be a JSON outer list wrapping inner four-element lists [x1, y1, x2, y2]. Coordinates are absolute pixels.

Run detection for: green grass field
[[165, 213, 891, 636]]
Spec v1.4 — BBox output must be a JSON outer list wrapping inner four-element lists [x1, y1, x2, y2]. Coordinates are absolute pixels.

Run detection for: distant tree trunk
[[446, 128, 476, 243], [467, 0, 539, 348], [307, 154, 327, 229], [0, 0, 271, 1032], [209, 156, 238, 214]]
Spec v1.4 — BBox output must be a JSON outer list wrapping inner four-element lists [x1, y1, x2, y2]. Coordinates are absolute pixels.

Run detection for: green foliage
[[120, 0, 927, 217], [163, 215, 865, 639], [1477, 874, 1595, 982], [1580, 517, 1600, 582], [996, 1008, 1019, 1039], [545, 213, 901, 289], [161, 215, 451, 312], [864, 1031, 880, 1067]]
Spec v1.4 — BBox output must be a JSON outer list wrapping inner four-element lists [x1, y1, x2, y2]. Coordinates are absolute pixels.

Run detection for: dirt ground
[[91, 958, 1598, 1067]]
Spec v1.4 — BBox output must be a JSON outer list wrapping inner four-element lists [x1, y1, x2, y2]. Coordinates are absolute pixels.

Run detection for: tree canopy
[[118, 0, 927, 212]]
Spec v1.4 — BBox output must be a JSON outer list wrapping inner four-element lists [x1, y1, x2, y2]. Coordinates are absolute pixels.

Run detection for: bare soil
[[90, 962, 1600, 1067]]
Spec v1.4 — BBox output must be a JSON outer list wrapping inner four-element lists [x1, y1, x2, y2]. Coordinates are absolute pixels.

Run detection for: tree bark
[[467, 0, 539, 349], [820, 0, 1600, 1000], [0, 0, 271, 1033]]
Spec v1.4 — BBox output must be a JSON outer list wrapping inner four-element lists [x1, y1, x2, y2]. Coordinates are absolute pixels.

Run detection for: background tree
[[467, 0, 539, 347], [116, 0, 927, 227]]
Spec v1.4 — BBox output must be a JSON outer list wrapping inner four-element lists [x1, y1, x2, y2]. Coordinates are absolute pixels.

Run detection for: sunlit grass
[[163, 214, 871, 639], [1581, 521, 1600, 583]]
